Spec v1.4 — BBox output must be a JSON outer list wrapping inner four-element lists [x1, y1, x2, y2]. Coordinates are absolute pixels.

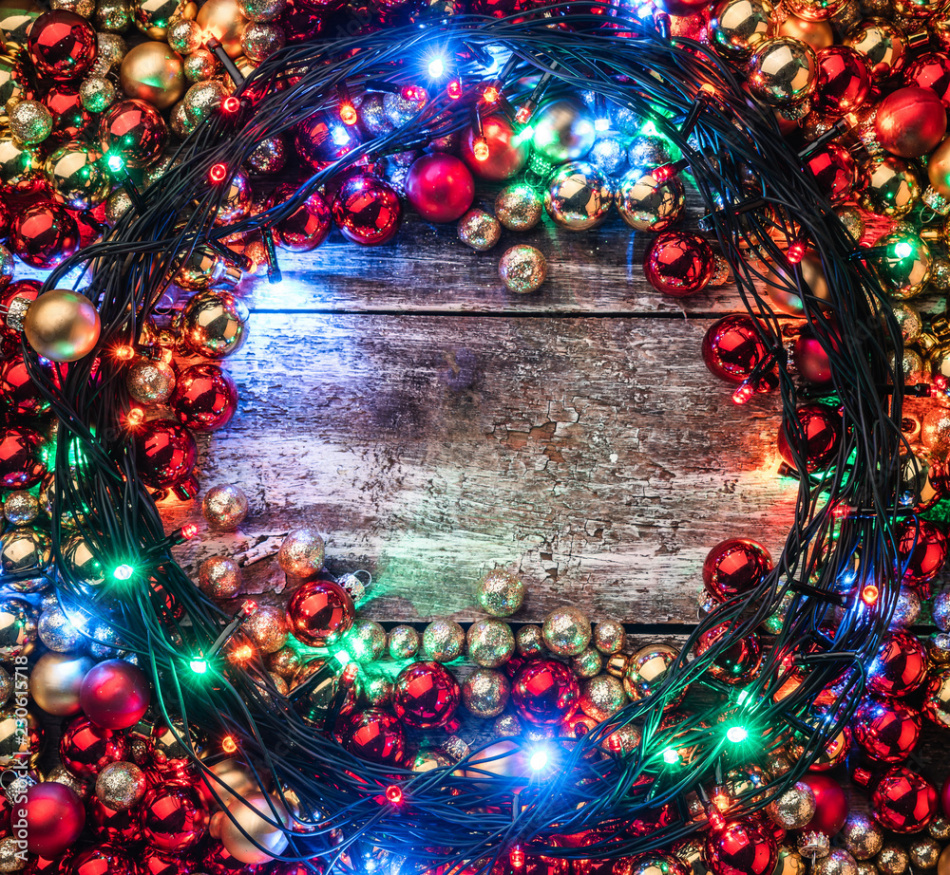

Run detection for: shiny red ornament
[[0, 354, 54, 416], [79, 658, 151, 730], [24, 853, 75, 875], [133, 420, 198, 489], [701, 315, 768, 384], [393, 661, 460, 728], [895, 518, 947, 587], [296, 112, 362, 171], [13, 782, 85, 858], [702, 538, 772, 601], [72, 845, 137, 875], [273, 188, 332, 251], [703, 817, 777, 875], [12, 202, 79, 269], [0, 426, 47, 489], [287, 579, 354, 645], [140, 780, 208, 853], [45, 84, 93, 143], [814, 46, 871, 114], [872, 766, 937, 833], [512, 658, 580, 726], [777, 403, 841, 472], [0, 280, 41, 338], [801, 773, 848, 836], [89, 797, 140, 842], [643, 232, 714, 297], [344, 707, 406, 766], [875, 87, 947, 158], [868, 630, 928, 698], [405, 153, 475, 224], [460, 115, 530, 180], [140, 849, 195, 875], [59, 716, 129, 779], [28, 11, 96, 81], [693, 623, 762, 685], [793, 332, 833, 385], [852, 696, 921, 763], [170, 363, 238, 432], [331, 172, 401, 246], [99, 99, 168, 169], [805, 145, 856, 203], [904, 52, 950, 108]]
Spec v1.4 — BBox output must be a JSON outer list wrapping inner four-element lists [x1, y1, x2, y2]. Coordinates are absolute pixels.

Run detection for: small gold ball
[[877, 844, 909, 875], [458, 208, 501, 251], [277, 526, 324, 578], [127, 358, 176, 405], [541, 606, 591, 656], [24, 290, 101, 362], [910, 838, 941, 870], [79, 76, 117, 113], [462, 668, 510, 717], [593, 620, 626, 654], [183, 49, 220, 83], [422, 618, 465, 663], [195, 0, 248, 58], [842, 812, 884, 860], [243, 605, 288, 654], [96, 761, 146, 810], [499, 245, 547, 294], [466, 618, 515, 668], [495, 183, 543, 231], [474, 569, 525, 617], [167, 17, 202, 53], [120, 41, 185, 110], [202, 484, 249, 530], [9, 100, 52, 145], [198, 556, 243, 599]]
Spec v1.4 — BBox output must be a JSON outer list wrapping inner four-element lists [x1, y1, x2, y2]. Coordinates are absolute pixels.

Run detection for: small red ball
[[512, 658, 580, 726], [805, 144, 857, 203], [72, 844, 137, 875], [875, 86, 948, 158], [693, 623, 762, 685], [852, 696, 921, 763], [170, 363, 238, 432], [140, 781, 208, 853], [13, 782, 85, 858], [0, 425, 47, 489], [895, 518, 947, 587], [79, 659, 151, 730], [295, 112, 361, 171], [28, 11, 97, 82], [133, 420, 198, 489], [643, 231, 714, 297], [273, 188, 332, 252], [405, 153, 475, 223], [814, 46, 871, 114], [801, 773, 848, 836], [460, 115, 530, 181], [0, 354, 54, 416], [12, 202, 79, 269], [344, 707, 406, 766], [331, 172, 401, 246], [904, 52, 950, 108], [59, 716, 129, 779], [703, 817, 777, 875], [702, 538, 772, 602], [702, 315, 768, 384], [287, 579, 354, 646], [868, 630, 928, 698], [99, 99, 168, 169], [393, 661, 460, 728], [777, 403, 841, 472], [872, 766, 937, 834]]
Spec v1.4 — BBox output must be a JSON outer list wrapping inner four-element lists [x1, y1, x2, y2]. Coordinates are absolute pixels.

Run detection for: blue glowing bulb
[[529, 749, 549, 770], [594, 118, 610, 133], [427, 56, 446, 79]]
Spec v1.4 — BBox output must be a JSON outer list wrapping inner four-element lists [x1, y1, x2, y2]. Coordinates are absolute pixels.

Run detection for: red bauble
[[13, 782, 85, 858], [0, 280, 41, 338], [793, 333, 833, 385], [79, 658, 151, 730], [99, 99, 168, 169], [344, 708, 406, 766], [331, 172, 401, 246], [170, 364, 238, 432], [287, 579, 354, 645], [512, 658, 580, 726], [702, 538, 772, 602], [72, 845, 137, 875], [89, 797, 140, 842], [12, 202, 79, 269], [295, 112, 362, 171], [133, 420, 198, 489], [777, 403, 841, 472], [405, 153, 475, 223], [814, 47, 871, 114], [904, 52, 950, 108], [393, 661, 460, 728], [868, 630, 928, 698], [801, 773, 848, 836], [140, 781, 208, 853], [874, 87, 948, 158], [643, 232, 714, 297], [895, 518, 947, 586], [28, 11, 96, 81], [942, 773, 950, 818], [273, 188, 332, 252], [59, 716, 129, 779], [853, 696, 921, 763], [140, 849, 195, 875], [703, 818, 777, 875], [45, 84, 92, 142], [872, 766, 937, 833], [460, 115, 530, 180], [805, 145, 856, 203], [701, 315, 768, 384], [0, 354, 54, 416], [0, 426, 47, 489], [693, 623, 762, 685]]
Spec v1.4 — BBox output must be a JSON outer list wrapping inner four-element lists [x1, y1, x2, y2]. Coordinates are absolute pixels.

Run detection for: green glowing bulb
[[662, 747, 680, 764], [727, 725, 748, 743], [106, 153, 125, 173], [113, 563, 134, 581], [190, 658, 208, 674], [893, 241, 912, 258]]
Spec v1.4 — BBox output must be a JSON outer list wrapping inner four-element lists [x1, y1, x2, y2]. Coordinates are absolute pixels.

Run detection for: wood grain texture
[[165, 313, 796, 623]]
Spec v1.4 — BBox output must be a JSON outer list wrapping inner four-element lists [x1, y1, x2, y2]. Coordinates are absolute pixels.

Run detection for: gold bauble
[[195, 0, 248, 59], [815, 850, 859, 875], [842, 812, 884, 860], [928, 342, 950, 386], [921, 406, 950, 449], [243, 605, 288, 654], [266, 646, 300, 678], [785, 0, 845, 19], [495, 182, 542, 231], [930, 816, 950, 841], [544, 161, 613, 230], [0, 706, 40, 767], [776, 847, 807, 875], [767, 781, 816, 829], [198, 555, 243, 599], [765, 252, 830, 315], [277, 526, 325, 578], [498, 245, 547, 294], [167, 17, 202, 53], [541, 607, 591, 656], [133, 0, 195, 39], [593, 620, 626, 654], [29, 652, 95, 716], [910, 839, 941, 870], [96, 761, 146, 810], [710, 0, 775, 59], [214, 168, 252, 225], [461, 668, 510, 718], [466, 619, 515, 668], [0, 136, 37, 186], [844, 19, 904, 80], [474, 569, 525, 617], [202, 484, 249, 529], [423, 618, 465, 663], [778, 14, 833, 49], [45, 142, 109, 211], [9, 99, 52, 145], [923, 668, 950, 728], [890, 302, 921, 343], [615, 166, 685, 232], [0, 527, 50, 576], [579, 674, 628, 721], [62, 535, 105, 587], [877, 844, 909, 875], [928, 136, 950, 200], [119, 42, 185, 110], [181, 291, 249, 358], [127, 358, 176, 405], [24, 290, 101, 362], [747, 37, 817, 106], [0, 599, 35, 661], [623, 643, 682, 705], [201, 758, 260, 809], [220, 793, 290, 864]]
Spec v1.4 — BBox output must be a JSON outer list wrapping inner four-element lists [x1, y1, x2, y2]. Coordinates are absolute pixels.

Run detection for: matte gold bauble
[[195, 0, 248, 59], [778, 14, 833, 49], [24, 290, 100, 362], [119, 41, 185, 110], [221, 793, 290, 864], [28, 652, 94, 716], [133, 0, 195, 39]]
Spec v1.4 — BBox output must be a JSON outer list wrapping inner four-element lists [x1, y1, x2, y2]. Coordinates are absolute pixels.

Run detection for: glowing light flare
[[732, 383, 754, 405], [114, 345, 135, 361], [222, 735, 238, 754], [385, 785, 403, 804], [426, 56, 445, 79], [510, 848, 525, 870], [594, 117, 610, 133], [127, 407, 145, 427], [190, 658, 208, 674], [241, 599, 258, 615], [662, 747, 680, 765], [181, 522, 200, 540], [222, 95, 241, 114], [472, 137, 490, 162], [105, 153, 125, 174], [482, 85, 499, 104], [113, 563, 134, 581], [339, 101, 358, 125], [831, 503, 853, 519], [726, 725, 748, 743], [231, 644, 254, 662], [515, 105, 532, 125], [208, 163, 228, 184], [447, 80, 463, 100], [528, 748, 549, 770], [861, 584, 880, 605], [787, 241, 806, 264], [893, 240, 913, 258]]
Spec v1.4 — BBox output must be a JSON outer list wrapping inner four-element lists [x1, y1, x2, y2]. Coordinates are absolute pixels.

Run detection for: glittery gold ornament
[[600, 722, 641, 755], [243, 605, 288, 654], [860, 157, 921, 218], [198, 555, 242, 599], [541, 606, 591, 656], [246, 135, 286, 174], [29, 652, 94, 716], [499, 245, 547, 294], [238, 0, 285, 18], [466, 619, 515, 667], [96, 761, 146, 810], [0, 668, 11, 707], [929, 816, 950, 841], [201, 485, 249, 533], [545, 161, 613, 230], [278, 526, 325, 578], [38, 607, 83, 652], [24, 290, 101, 362], [45, 142, 109, 211], [79, 76, 116, 113], [47, 763, 87, 796], [910, 839, 941, 870], [579, 674, 627, 720], [571, 647, 602, 678], [52, 0, 94, 15], [133, 0, 195, 38], [458, 209, 501, 251], [240, 21, 284, 62], [493, 713, 521, 737], [183, 50, 219, 83], [710, 0, 775, 58], [767, 781, 816, 829], [356, 673, 391, 707], [474, 569, 525, 616], [167, 17, 201, 53], [96, 0, 130, 30], [842, 812, 885, 860], [873, 231, 931, 299], [877, 845, 909, 875], [127, 358, 176, 405], [616, 166, 686, 232], [387, 624, 420, 659], [462, 668, 510, 717], [266, 646, 300, 678], [516, 624, 544, 656], [924, 668, 950, 727], [748, 38, 817, 105], [184, 79, 228, 124], [119, 41, 185, 110], [106, 189, 134, 224], [195, 0, 248, 58], [593, 620, 625, 654], [890, 303, 921, 344], [0, 529, 50, 577], [0, 836, 23, 872], [9, 100, 52, 145], [342, 619, 386, 663], [495, 183, 543, 231], [3, 491, 38, 526], [423, 618, 465, 663]]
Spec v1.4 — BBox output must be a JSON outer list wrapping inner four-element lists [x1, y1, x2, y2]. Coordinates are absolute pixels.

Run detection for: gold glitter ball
[[3, 491, 38, 526], [127, 358, 176, 404], [387, 625, 420, 660], [856, 864, 878, 875], [243, 605, 288, 654], [202, 484, 249, 531], [246, 136, 287, 175], [571, 647, 602, 678], [767, 782, 816, 830], [928, 815, 950, 840], [0, 836, 23, 872], [422, 618, 464, 663], [198, 555, 242, 599], [516, 624, 544, 656], [579, 674, 627, 720], [342, 618, 386, 663], [167, 17, 202, 53], [462, 668, 510, 718], [47, 763, 87, 796], [92, 34, 128, 74], [842, 812, 884, 860], [593, 620, 626, 654], [0, 668, 10, 707], [38, 607, 83, 652], [79, 76, 116, 113], [240, 21, 285, 63], [52, 0, 95, 16], [238, 0, 287, 19], [183, 49, 220, 83], [458, 209, 501, 252], [474, 569, 525, 617], [96, 0, 132, 31], [96, 761, 147, 810], [266, 646, 300, 678], [495, 183, 543, 231], [466, 619, 515, 668], [909, 838, 941, 870], [493, 713, 521, 737], [277, 526, 325, 578], [876, 844, 909, 875], [9, 100, 52, 145], [541, 606, 591, 656], [184, 80, 227, 122], [499, 245, 547, 294], [815, 851, 859, 875]]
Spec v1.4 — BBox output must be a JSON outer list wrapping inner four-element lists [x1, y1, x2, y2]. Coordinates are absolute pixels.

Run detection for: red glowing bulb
[[385, 785, 403, 804], [447, 80, 462, 100], [732, 383, 754, 405], [483, 85, 500, 103], [222, 735, 238, 754], [127, 407, 145, 427], [861, 584, 880, 605], [222, 96, 240, 114], [208, 163, 228, 184], [181, 522, 199, 540], [339, 102, 358, 125], [472, 137, 490, 161]]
